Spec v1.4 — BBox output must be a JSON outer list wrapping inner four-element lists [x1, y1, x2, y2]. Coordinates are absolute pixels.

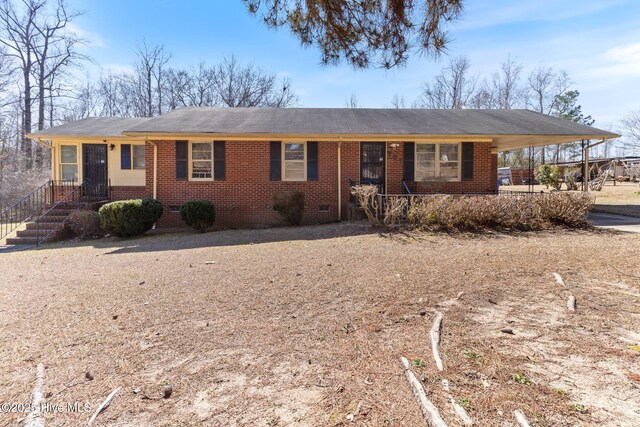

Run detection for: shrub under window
[[273, 191, 305, 225], [180, 200, 216, 232]]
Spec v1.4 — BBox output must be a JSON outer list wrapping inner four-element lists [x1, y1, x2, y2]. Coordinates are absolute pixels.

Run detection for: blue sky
[[68, 0, 640, 130]]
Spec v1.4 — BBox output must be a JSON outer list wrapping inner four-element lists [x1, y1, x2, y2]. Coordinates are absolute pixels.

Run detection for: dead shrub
[[403, 193, 593, 232], [383, 196, 408, 226], [351, 184, 380, 225], [564, 168, 580, 191], [537, 192, 593, 228], [273, 191, 305, 225], [68, 210, 104, 240]]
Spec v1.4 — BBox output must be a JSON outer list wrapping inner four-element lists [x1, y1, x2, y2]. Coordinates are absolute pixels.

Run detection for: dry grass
[[1, 224, 640, 426], [504, 182, 640, 217]]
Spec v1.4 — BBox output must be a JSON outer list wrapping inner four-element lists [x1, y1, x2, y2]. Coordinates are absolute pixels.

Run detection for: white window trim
[[59, 143, 79, 182], [188, 141, 215, 181], [282, 141, 307, 182], [415, 142, 462, 182]]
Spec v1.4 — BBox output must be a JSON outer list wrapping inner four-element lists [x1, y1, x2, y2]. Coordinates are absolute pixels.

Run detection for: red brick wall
[[401, 142, 498, 194], [150, 140, 340, 228], [144, 140, 499, 228], [110, 186, 147, 201]]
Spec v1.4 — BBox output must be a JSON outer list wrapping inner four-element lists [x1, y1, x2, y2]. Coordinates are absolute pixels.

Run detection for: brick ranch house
[[28, 107, 618, 228]]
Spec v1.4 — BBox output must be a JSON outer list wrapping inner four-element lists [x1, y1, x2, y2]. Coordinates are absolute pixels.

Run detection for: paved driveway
[[590, 212, 640, 233]]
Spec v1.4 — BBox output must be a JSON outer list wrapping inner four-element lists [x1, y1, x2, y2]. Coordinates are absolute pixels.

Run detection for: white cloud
[[456, 0, 628, 30], [66, 22, 107, 49], [101, 63, 135, 75]]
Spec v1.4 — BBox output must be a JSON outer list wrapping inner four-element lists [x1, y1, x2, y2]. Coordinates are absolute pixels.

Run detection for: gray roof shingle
[[30, 117, 150, 137], [121, 107, 617, 138]]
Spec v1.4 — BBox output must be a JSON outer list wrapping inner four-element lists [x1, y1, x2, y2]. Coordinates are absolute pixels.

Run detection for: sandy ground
[[503, 182, 640, 217], [1, 223, 640, 426]]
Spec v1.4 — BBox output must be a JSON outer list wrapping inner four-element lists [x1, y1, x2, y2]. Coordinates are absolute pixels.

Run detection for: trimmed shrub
[[538, 192, 593, 228], [273, 191, 304, 225], [68, 210, 103, 240], [400, 193, 593, 232], [180, 200, 216, 232], [99, 198, 163, 237]]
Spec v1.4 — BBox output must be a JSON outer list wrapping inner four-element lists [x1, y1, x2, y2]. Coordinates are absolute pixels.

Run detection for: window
[[283, 142, 306, 181], [415, 143, 460, 181], [191, 142, 213, 179], [415, 144, 436, 179], [121, 144, 146, 170], [60, 145, 78, 182], [133, 145, 146, 169]]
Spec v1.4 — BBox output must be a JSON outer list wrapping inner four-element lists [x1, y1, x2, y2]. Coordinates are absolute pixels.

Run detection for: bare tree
[[390, 94, 406, 108], [527, 66, 571, 163], [212, 55, 297, 107], [164, 62, 216, 108], [0, 0, 44, 165], [60, 77, 97, 122], [345, 93, 358, 108], [622, 110, 640, 153], [31, 0, 85, 165], [245, 0, 463, 69], [417, 56, 476, 109], [135, 40, 171, 117]]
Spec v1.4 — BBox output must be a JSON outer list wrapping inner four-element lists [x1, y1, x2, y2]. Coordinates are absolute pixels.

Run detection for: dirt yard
[[504, 182, 640, 217], [1, 223, 640, 426]]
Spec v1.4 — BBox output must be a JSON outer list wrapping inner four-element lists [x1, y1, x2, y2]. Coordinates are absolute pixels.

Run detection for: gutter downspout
[[147, 138, 158, 229], [338, 138, 342, 221]]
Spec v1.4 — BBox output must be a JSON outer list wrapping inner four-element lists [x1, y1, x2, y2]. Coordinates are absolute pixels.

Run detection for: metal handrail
[[34, 182, 85, 246], [0, 180, 54, 241]]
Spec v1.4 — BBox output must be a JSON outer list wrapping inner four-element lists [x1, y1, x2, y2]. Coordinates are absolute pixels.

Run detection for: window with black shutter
[[307, 141, 318, 181], [213, 141, 226, 180], [270, 141, 281, 181], [403, 142, 415, 182], [121, 144, 131, 169], [176, 140, 188, 180], [462, 142, 474, 181]]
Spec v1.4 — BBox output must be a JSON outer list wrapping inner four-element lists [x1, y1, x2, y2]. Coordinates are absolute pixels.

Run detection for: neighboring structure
[[28, 108, 619, 228]]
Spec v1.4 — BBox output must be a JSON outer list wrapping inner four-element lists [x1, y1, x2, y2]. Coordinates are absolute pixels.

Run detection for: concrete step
[[16, 228, 59, 238], [5, 236, 40, 245], [36, 215, 67, 223], [26, 222, 61, 230], [42, 209, 74, 217]]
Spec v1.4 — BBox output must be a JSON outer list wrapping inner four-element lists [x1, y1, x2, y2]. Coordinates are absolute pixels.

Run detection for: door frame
[[359, 141, 387, 194], [81, 143, 109, 198]]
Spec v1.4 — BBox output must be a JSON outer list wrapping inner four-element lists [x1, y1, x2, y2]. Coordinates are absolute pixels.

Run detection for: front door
[[82, 144, 108, 198], [360, 142, 386, 194]]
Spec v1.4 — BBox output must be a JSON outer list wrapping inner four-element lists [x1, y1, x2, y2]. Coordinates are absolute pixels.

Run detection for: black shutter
[[462, 142, 474, 181], [307, 141, 318, 181], [214, 141, 226, 180], [176, 140, 188, 180], [403, 142, 415, 181], [270, 141, 281, 181], [121, 144, 131, 169]]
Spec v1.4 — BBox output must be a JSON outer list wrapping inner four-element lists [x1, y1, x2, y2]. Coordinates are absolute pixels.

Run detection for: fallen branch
[[88, 387, 121, 426], [25, 363, 45, 427], [431, 312, 444, 371], [552, 273, 566, 287], [514, 409, 531, 427], [442, 379, 473, 426], [567, 295, 576, 312], [400, 357, 448, 427]]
